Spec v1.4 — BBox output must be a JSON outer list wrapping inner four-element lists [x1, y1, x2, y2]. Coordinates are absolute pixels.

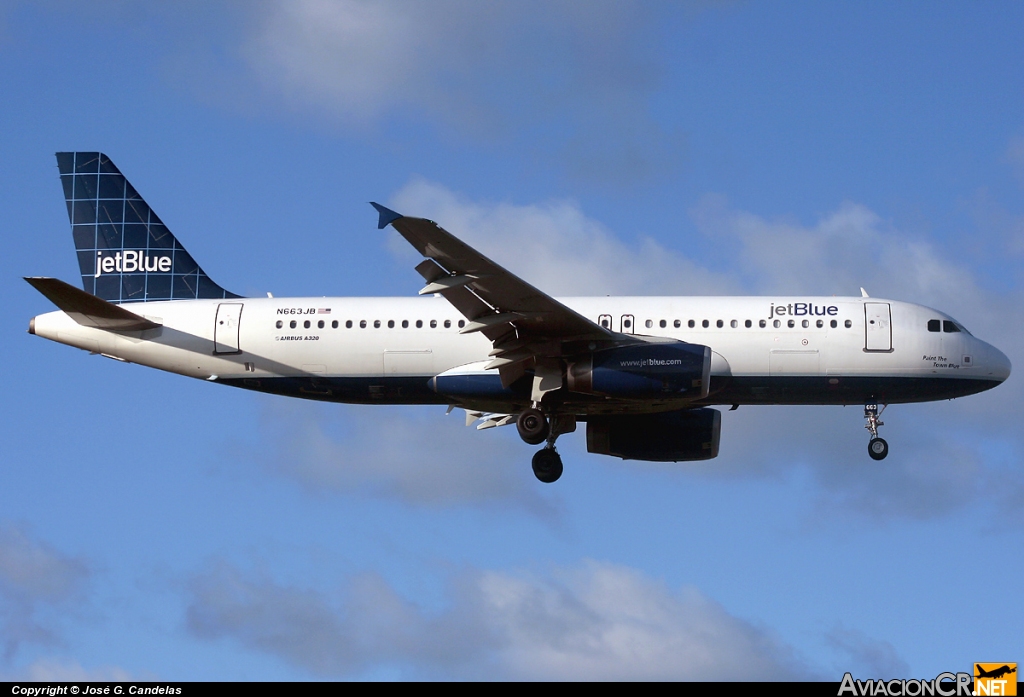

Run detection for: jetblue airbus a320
[[26, 153, 1011, 482]]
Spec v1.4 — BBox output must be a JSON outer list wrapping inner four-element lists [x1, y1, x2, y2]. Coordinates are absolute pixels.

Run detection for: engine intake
[[568, 343, 711, 399], [586, 408, 721, 462]]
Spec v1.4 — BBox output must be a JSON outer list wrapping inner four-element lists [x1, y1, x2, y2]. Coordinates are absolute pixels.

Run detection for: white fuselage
[[29, 294, 1011, 412]]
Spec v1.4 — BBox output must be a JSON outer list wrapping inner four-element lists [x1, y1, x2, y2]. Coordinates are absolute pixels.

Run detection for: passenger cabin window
[[373, 320, 381, 328], [444, 320, 451, 328], [276, 320, 283, 329], [645, 319, 653, 329], [787, 320, 795, 328], [416, 320, 422, 328], [318, 320, 325, 329], [759, 320, 766, 328], [332, 320, 338, 328], [702, 320, 709, 328], [303, 320, 310, 329], [430, 320, 437, 328], [660, 319, 667, 328], [346, 320, 353, 328], [360, 320, 367, 328], [402, 320, 409, 328], [717, 320, 724, 328], [830, 319, 837, 328], [599, 314, 612, 329], [801, 319, 809, 328], [773, 320, 781, 328], [458, 320, 465, 328], [745, 320, 752, 328], [928, 319, 940, 332], [943, 320, 960, 333], [387, 320, 395, 328], [674, 320, 681, 328], [816, 320, 823, 328], [845, 319, 853, 328], [688, 320, 695, 328], [730, 320, 738, 328], [290, 320, 297, 329]]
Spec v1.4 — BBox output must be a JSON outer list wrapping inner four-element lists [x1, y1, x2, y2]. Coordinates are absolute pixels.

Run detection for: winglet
[[370, 202, 402, 230]]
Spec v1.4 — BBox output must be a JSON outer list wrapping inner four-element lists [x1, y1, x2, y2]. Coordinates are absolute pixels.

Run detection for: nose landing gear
[[864, 403, 888, 460]]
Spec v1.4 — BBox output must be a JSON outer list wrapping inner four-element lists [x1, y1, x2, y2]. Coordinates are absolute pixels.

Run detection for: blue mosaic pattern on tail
[[56, 152, 239, 303]]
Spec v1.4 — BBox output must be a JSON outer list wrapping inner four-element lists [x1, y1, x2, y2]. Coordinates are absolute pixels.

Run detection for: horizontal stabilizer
[[25, 277, 161, 331]]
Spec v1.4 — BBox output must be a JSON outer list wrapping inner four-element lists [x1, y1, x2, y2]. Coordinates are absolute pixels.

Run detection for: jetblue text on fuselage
[[769, 302, 839, 319], [95, 250, 172, 277]]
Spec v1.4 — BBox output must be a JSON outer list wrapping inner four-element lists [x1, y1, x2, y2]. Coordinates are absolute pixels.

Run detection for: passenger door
[[864, 302, 892, 351]]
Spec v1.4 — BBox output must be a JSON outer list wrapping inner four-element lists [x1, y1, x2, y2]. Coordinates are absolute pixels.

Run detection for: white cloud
[[391, 179, 739, 296], [187, 559, 807, 680], [243, 0, 438, 124], [218, 1, 685, 182], [253, 399, 556, 514], [0, 524, 89, 658], [689, 194, 988, 311], [242, 0, 658, 120], [826, 626, 909, 679], [6, 658, 134, 682]]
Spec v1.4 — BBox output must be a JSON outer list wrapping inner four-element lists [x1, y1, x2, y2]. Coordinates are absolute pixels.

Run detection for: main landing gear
[[532, 448, 563, 484], [517, 407, 563, 483], [864, 402, 889, 461]]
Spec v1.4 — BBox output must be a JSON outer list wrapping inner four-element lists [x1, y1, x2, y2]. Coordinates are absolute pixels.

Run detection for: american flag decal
[[318, 308, 331, 314]]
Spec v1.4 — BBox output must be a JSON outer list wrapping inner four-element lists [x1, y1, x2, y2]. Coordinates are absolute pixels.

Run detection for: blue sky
[[1, 0, 1022, 681]]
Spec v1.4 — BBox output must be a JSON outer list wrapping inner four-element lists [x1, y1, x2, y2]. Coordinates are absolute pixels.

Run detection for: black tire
[[868, 437, 888, 461], [517, 408, 549, 445], [532, 449, 563, 483]]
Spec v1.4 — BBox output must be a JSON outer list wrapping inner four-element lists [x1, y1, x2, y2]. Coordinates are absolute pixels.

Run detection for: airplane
[[26, 152, 1012, 483], [975, 665, 1016, 680]]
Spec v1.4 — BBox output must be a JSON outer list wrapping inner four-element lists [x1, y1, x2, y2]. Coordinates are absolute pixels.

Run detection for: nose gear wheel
[[864, 403, 889, 460]]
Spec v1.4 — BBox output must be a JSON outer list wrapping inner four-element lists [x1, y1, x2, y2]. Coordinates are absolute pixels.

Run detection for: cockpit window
[[942, 320, 960, 333], [927, 319, 940, 332]]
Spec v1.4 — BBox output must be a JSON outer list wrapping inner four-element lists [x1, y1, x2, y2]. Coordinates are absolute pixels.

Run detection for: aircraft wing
[[372, 203, 634, 386]]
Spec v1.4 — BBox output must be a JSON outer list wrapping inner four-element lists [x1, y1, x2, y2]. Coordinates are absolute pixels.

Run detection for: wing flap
[[25, 277, 162, 331]]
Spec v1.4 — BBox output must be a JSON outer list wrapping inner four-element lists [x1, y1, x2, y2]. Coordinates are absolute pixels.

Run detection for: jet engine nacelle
[[567, 343, 711, 399], [586, 408, 721, 462]]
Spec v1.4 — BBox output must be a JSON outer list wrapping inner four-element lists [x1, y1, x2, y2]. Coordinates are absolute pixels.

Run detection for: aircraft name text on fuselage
[[95, 250, 172, 277], [768, 302, 839, 319], [923, 355, 961, 369]]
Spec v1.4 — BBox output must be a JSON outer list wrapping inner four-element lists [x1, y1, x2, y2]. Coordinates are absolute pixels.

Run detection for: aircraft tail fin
[[56, 152, 240, 303]]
